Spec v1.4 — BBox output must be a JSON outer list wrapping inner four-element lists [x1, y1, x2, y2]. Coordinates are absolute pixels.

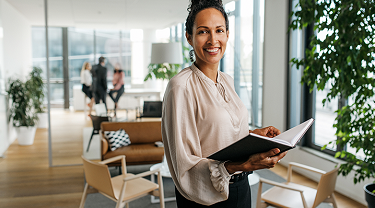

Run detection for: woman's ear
[[186, 32, 193, 46]]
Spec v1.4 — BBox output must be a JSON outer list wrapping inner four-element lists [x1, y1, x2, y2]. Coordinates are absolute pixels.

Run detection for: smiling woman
[[161, 0, 287, 207]]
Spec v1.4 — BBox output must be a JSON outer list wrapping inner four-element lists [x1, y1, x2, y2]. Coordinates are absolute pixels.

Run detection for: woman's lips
[[205, 47, 220, 54]]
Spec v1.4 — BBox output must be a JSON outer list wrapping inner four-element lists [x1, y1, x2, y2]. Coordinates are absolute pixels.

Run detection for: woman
[[161, 0, 287, 207], [80, 61, 95, 116], [108, 63, 125, 115]]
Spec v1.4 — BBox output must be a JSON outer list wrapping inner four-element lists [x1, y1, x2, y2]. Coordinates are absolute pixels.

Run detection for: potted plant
[[28, 67, 47, 128], [144, 63, 181, 81], [144, 42, 190, 82], [290, 1, 375, 207], [7, 78, 38, 145]]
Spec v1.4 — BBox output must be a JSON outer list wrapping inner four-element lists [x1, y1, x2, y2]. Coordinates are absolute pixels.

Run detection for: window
[[31, 27, 132, 108]]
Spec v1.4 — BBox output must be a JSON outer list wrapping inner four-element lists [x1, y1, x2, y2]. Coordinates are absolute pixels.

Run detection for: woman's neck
[[194, 62, 219, 83]]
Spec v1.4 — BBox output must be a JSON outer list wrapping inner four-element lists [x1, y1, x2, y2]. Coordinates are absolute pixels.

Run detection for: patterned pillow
[[104, 129, 131, 151]]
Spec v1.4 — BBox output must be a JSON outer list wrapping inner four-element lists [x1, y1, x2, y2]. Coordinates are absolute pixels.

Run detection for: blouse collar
[[190, 63, 222, 85]]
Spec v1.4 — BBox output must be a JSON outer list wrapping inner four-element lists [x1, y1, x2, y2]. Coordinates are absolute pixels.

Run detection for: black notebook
[[208, 118, 314, 162]]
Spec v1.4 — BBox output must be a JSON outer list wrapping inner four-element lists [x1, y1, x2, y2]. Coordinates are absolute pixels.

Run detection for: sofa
[[100, 121, 164, 166]]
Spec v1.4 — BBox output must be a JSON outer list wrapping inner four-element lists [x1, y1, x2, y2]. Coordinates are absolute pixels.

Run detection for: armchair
[[80, 155, 165, 208], [256, 162, 339, 208]]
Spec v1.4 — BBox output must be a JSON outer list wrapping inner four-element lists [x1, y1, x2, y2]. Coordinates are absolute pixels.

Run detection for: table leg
[[150, 173, 176, 203]]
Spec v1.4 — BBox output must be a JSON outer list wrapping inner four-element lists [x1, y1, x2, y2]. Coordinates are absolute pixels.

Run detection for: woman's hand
[[224, 148, 287, 174], [250, 126, 280, 138]]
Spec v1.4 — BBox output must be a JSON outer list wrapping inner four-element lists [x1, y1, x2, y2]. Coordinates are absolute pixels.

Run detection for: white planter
[[37, 112, 48, 129], [15, 126, 36, 145]]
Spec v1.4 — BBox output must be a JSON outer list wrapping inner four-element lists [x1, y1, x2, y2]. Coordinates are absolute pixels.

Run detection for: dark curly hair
[[185, 0, 229, 36]]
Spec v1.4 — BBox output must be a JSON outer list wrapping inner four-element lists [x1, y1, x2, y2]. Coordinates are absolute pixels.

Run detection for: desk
[[73, 85, 161, 115], [150, 163, 176, 203]]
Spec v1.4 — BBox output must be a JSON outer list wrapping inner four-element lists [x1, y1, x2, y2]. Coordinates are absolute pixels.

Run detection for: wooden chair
[[79, 155, 165, 208], [256, 162, 339, 208]]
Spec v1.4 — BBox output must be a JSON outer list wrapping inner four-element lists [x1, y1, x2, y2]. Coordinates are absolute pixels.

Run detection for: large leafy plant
[[7, 78, 38, 127], [27, 67, 45, 113], [144, 44, 191, 81], [144, 63, 181, 81], [290, 0, 375, 184]]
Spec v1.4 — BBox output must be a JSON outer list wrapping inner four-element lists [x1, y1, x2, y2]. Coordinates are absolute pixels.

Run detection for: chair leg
[[115, 182, 127, 208], [256, 181, 263, 208], [157, 171, 165, 208], [86, 131, 95, 152], [79, 183, 89, 208], [330, 193, 338, 208]]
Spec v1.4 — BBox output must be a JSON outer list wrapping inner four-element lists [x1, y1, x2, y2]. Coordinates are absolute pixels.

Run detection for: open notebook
[[208, 118, 314, 162]]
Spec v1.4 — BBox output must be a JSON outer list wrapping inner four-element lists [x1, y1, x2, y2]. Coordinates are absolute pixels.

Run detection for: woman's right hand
[[224, 148, 287, 174]]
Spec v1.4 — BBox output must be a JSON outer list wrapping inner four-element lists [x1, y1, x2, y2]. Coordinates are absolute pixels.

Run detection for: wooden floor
[[0, 109, 366, 207]]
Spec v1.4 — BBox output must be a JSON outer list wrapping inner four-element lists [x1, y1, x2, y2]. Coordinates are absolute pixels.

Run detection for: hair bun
[[188, 0, 223, 12]]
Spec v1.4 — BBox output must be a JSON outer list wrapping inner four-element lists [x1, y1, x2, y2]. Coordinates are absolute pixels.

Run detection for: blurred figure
[[91, 56, 108, 111], [80, 62, 95, 116], [109, 63, 125, 116]]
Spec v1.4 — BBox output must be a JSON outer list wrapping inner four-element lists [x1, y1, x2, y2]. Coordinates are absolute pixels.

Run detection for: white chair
[[256, 162, 339, 208], [79, 155, 165, 208]]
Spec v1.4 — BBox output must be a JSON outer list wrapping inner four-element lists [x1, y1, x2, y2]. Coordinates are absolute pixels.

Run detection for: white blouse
[[161, 64, 249, 205], [80, 70, 92, 86]]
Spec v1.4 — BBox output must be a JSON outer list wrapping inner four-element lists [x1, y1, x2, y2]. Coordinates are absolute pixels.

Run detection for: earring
[[189, 50, 195, 62]]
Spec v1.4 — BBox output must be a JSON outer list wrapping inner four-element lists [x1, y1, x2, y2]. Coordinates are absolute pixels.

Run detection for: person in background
[[80, 61, 95, 116], [91, 56, 108, 111], [108, 63, 125, 116], [161, 0, 287, 207]]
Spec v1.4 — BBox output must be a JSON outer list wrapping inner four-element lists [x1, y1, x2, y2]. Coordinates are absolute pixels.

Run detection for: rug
[[84, 165, 333, 208]]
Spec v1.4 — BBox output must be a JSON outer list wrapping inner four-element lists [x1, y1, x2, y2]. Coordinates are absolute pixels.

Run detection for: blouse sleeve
[[162, 83, 231, 206]]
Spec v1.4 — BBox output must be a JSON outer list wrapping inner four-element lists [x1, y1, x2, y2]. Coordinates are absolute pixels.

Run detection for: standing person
[[80, 61, 95, 116], [108, 63, 125, 116], [91, 56, 108, 111], [161, 0, 287, 207]]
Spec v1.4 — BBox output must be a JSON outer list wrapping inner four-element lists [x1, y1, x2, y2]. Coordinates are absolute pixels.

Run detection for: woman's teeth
[[205, 48, 219, 52]]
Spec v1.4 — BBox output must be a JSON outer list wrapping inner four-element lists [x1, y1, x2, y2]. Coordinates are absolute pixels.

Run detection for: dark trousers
[[175, 176, 251, 208], [81, 84, 93, 99], [108, 85, 124, 104], [94, 89, 107, 110]]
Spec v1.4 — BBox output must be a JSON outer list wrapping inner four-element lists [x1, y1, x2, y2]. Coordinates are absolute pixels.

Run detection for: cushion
[[104, 129, 131, 151]]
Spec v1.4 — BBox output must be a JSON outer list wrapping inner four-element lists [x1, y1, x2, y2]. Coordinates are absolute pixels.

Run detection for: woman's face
[[187, 8, 229, 67], [86, 63, 92, 70]]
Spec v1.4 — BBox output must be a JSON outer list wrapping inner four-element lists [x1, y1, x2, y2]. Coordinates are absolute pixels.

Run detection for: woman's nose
[[208, 33, 218, 44]]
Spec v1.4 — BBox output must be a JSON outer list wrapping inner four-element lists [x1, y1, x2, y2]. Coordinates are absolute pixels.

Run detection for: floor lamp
[[150, 42, 183, 173]]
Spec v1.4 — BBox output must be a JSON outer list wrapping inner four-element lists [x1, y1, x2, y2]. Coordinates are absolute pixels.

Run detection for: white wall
[[262, 0, 288, 132], [0, 0, 32, 156]]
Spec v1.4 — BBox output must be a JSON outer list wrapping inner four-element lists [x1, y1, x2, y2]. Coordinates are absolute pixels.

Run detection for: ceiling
[[6, 0, 234, 30]]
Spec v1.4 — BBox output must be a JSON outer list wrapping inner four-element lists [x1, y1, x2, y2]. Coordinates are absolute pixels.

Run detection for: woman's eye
[[217, 29, 224, 33], [198, 30, 208, 34]]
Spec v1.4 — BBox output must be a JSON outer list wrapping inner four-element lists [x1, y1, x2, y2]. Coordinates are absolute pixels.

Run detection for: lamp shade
[[150, 42, 183, 64]]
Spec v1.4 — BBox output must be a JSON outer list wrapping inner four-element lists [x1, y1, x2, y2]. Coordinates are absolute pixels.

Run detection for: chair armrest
[[289, 162, 326, 174], [123, 168, 160, 182], [99, 155, 125, 165], [101, 137, 109, 155], [259, 178, 304, 192]]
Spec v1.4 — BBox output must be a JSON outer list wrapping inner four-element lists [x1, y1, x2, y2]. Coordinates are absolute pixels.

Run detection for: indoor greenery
[[290, 0, 375, 184], [7, 78, 38, 127], [27, 67, 45, 113], [144, 44, 191, 81], [144, 63, 181, 81]]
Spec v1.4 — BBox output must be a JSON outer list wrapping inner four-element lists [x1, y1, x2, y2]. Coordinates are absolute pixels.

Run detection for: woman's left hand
[[250, 126, 280, 138]]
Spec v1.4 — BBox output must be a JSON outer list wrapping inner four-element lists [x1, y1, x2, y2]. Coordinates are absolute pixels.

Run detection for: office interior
[[0, 0, 371, 207]]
